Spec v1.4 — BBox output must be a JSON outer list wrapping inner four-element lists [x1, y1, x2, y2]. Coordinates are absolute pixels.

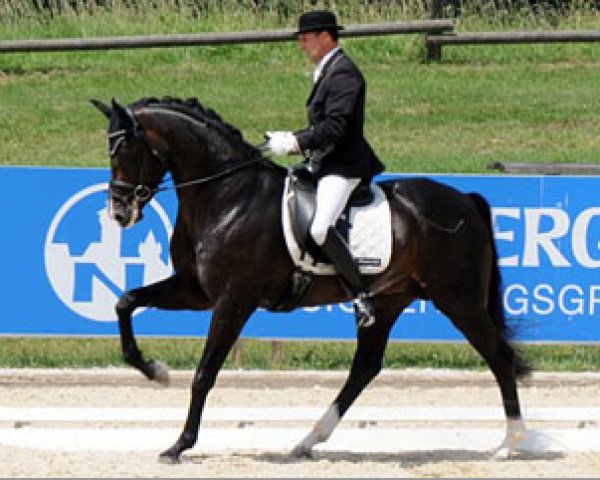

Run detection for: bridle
[[108, 108, 264, 205], [107, 106, 169, 206]]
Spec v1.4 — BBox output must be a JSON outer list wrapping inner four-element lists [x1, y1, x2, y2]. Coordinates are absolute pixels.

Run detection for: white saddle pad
[[282, 178, 392, 276]]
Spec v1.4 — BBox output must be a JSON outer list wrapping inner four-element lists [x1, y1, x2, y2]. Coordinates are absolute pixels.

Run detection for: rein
[[169, 139, 269, 191], [110, 157, 263, 203], [169, 157, 263, 192]]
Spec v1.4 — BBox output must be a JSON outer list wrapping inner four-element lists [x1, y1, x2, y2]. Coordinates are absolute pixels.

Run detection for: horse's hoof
[[491, 445, 523, 460], [158, 449, 181, 464], [491, 439, 526, 460], [491, 446, 511, 460], [289, 444, 314, 459], [150, 360, 171, 386]]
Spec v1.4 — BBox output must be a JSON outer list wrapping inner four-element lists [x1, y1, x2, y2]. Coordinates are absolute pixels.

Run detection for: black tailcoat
[[295, 49, 385, 180]]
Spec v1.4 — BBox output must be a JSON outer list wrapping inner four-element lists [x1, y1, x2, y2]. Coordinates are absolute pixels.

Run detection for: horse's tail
[[467, 192, 530, 379]]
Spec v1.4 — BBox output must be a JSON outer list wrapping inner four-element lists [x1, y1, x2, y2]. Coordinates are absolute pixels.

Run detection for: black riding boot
[[321, 227, 376, 328]]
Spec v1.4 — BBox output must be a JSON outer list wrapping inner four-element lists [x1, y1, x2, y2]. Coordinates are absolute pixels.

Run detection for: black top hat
[[295, 10, 344, 35]]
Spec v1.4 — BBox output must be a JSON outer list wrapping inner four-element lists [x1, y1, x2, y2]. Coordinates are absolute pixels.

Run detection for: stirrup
[[353, 293, 376, 328]]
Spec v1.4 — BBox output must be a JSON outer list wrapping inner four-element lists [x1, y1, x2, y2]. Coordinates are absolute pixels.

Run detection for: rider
[[266, 10, 385, 328]]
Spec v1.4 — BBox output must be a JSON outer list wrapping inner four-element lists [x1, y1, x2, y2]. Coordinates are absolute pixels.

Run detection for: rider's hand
[[265, 131, 299, 156]]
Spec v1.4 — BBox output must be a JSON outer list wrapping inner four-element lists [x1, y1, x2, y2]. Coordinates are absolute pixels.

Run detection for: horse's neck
[[143, 107, 242, 181], [159, 120, 249, 182], [143, 106, 284, 199], [173, 162, 284, 241]]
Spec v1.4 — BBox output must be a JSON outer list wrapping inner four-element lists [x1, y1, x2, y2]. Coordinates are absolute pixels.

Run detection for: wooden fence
[[427, 29, 600, 60], [2, 13, 598, 62], [427, 0, 600, 60], [0, 20, 453, 54]]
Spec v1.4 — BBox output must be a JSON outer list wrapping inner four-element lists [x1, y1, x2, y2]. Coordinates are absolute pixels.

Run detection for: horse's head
[[91, 98, 169, 228]]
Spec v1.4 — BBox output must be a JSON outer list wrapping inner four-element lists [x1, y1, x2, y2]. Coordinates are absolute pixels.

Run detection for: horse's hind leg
[[117, 274, 210, 384], [291, 296, 408, 458], [435, 299, 528, 458]]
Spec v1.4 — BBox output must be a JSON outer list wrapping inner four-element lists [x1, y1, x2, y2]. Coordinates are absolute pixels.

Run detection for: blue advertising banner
[[1, 166, 599, 342]]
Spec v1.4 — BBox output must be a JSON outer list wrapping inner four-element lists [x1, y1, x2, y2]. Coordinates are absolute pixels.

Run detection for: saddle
[[286, 167, 373, 264], [273, 167, 392, 311], [282, 167, 392, 275]]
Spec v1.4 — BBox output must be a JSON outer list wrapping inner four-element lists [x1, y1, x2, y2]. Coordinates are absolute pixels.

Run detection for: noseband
[[109, 178, 156, 204]]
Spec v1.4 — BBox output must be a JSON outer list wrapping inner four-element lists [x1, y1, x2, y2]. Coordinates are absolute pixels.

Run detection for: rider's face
[[298, 31, 329, 65]]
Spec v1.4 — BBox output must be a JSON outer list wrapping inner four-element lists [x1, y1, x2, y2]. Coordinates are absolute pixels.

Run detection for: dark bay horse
[[92, 96, 530, 462]]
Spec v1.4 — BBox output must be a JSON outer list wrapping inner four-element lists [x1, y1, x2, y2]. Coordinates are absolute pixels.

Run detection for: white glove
[[265, 131, 299, 156]]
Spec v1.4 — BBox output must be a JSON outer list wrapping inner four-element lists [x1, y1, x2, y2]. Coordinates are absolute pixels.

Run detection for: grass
[[1, 1, 600, 370], [1, 39, 600, 171], [1, 3, 600, 171], [1, 337, 599, 371]]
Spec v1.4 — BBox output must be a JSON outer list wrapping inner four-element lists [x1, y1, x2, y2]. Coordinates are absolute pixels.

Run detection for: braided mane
[[131, 96, 262, 158]]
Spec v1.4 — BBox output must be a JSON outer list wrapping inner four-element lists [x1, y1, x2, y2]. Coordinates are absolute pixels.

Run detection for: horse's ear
[[90, 99, 112, 119], [111, 98, 135, 129]]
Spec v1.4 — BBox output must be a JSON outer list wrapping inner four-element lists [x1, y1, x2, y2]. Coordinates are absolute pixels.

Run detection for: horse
[[91, 96, 530, 463]]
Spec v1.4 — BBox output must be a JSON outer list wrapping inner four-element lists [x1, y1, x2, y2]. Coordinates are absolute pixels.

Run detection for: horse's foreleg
[[159, 296, 254, 463], [117, 275, 210, 384], [291, 297, 405, 458], [116, 291, 162, 382]]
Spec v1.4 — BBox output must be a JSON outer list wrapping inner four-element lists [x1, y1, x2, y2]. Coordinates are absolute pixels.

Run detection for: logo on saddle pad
[[44, 183, 173, 321], [282, 175, 392, 275]]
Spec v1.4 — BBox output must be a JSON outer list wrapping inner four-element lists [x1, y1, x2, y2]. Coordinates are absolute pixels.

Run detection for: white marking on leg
[[493, 416, 527, 459], [291, 404, 340, 456], [151, 361, 171, 386]]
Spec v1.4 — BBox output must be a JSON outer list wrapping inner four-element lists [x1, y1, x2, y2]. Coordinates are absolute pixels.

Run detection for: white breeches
[[310, 175, 360, 246]]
